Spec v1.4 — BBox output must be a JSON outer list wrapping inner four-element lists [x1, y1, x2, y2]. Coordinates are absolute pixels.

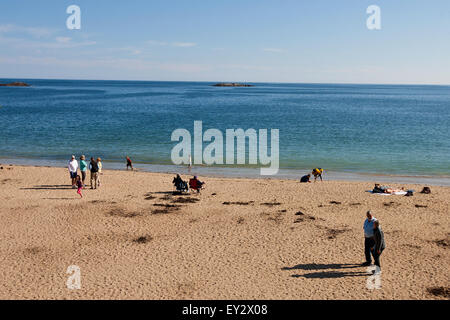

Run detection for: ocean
[[0, 79, 449, 184]]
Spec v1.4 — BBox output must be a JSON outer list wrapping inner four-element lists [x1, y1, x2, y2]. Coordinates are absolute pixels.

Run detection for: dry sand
[[0, 164, 448, 300]]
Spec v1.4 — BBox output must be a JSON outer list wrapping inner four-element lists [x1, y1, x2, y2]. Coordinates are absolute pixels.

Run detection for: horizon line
[[1, 77, 449, 87]]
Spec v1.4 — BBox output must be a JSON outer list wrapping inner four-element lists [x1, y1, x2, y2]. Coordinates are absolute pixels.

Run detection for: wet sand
[[0, 165, 448, 299]]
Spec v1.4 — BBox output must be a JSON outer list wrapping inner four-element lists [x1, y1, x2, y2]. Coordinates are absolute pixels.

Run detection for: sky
[[0, 0, 449, 84]]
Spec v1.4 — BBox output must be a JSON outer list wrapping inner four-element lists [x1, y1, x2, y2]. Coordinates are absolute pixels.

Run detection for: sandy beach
[[0, 164, 448, 300]]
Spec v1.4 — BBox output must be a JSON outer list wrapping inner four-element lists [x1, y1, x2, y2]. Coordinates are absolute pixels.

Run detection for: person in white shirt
[[68, 155, 79, 188]]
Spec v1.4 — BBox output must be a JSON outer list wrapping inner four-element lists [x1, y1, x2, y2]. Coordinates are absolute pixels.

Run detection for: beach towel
[[367, 190, 407, 196]]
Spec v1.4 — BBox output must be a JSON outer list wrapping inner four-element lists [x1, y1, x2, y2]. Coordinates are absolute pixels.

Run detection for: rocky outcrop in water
[[0, 82, 31, 87], [212, 83, 254, 87]]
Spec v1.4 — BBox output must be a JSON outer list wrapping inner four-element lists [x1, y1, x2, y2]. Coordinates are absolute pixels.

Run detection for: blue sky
[[0, 0, 449, 84]]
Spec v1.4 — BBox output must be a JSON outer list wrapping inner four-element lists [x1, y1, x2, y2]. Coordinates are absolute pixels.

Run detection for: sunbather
[[372, 184, 404, 194]]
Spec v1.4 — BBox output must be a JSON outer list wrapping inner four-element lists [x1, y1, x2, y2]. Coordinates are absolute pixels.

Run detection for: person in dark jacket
[[371, 220, 386, 271], [300, 174, 311, 183], [89, 157, 99, 189], [362, 211, 377, 266]]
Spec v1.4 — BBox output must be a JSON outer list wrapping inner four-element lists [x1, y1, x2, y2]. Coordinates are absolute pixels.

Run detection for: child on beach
[[76, 175, 83, 198], [97, 157, 102, 187]]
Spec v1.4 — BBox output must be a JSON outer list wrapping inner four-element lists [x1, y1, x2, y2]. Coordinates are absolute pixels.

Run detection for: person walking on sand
[[371, 220, 385, 273], [68, 155, 78, 188], [76, 175, 83, 198], [79, 155, 87, 188], [126, 156, 133, 170], [362, 211, 377, 266], [97, 157, 102, 187], [89, 157, 99, 189]]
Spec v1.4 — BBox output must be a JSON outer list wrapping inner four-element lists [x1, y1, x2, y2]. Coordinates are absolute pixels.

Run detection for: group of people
[[172, 174, 205, 193], [300, 167, 324, 183], [68, 158, 386, 271], [68, 155, 102, 198]]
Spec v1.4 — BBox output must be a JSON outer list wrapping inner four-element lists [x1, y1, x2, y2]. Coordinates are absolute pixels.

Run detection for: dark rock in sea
[[212, 83, 254, 87], [0, 82, 31, 87]]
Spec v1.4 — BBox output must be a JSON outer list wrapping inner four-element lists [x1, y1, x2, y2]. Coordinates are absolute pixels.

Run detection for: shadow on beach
[[291, 271, 368, 279], [282, 263, 367, 279], [282, 263, 361, 271]]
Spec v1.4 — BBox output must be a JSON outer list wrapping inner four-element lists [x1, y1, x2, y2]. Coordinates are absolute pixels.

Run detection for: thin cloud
[[0, 35, 96, 49], [0, 24, 55, 38], [263, 48, 284, 53], [56, 37, 72, 43], [172, 42, 196, 47], [146, 40, 197, 48]]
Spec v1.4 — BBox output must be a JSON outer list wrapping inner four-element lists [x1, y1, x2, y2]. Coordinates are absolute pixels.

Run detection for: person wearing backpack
[[89, 157, 99, 189]]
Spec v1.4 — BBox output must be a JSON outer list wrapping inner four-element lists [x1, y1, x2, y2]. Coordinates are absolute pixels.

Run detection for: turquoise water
[[0, 79, 449, 177]]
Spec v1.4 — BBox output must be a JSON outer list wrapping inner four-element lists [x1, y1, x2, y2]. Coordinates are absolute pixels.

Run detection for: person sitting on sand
[[126, 156, 133, 170], [68, 155, 78, 188], [312, 168, 324, 182], [371, 220, 385, 273], [76, 175, 83, 198], [189, 176, 204, 193], [173, 174, 188, 192], [300, 174, 311, 183], [173, 174, 183, 187]]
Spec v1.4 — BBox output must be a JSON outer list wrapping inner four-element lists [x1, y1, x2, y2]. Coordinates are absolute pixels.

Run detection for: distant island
[[212, 83, 254, 87], [0, 82, 31, 87]]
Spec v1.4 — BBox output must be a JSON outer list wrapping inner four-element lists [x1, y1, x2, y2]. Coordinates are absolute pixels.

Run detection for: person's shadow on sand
[[282, 263, 367, 279]]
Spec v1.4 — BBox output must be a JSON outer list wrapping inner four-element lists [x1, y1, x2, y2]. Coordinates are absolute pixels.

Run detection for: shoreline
[[2, 157, 450, 187]]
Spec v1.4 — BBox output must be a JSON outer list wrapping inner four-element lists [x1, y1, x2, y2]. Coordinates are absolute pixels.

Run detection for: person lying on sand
[[300, 174, 311, 183], [372, 184, 404, 194]]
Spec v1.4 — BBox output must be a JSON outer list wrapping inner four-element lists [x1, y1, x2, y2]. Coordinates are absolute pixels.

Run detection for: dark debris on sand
[[326, 228, 350, 239], [261, 202, 282, 206], [107, 208, 141, 218], [329, 201, 342, 205], [427, 287, 450, 298], [173, 197, 200, 204], [434, 238, 450, 248], [383, 201, 400, 207], [133, 235, 153, 244], [152, 205, 181, 214], [223, 201, 254, 205]]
